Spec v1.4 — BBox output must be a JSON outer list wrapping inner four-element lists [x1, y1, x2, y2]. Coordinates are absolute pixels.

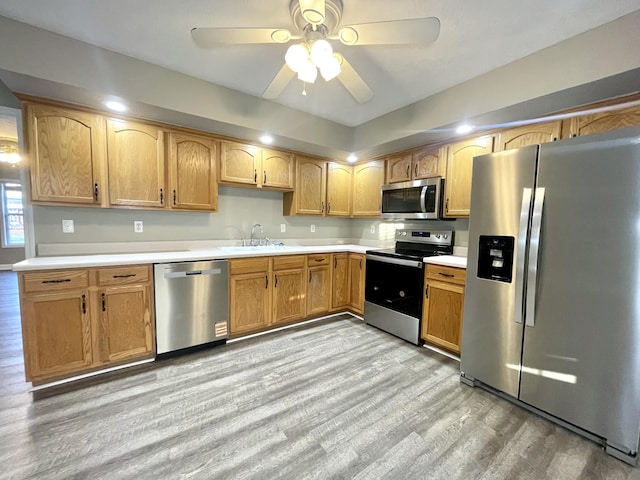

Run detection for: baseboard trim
[[423, 343, 461, 362]]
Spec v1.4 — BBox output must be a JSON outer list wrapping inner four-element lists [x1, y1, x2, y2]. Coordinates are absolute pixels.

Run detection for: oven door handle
[[366, 254, 423, 269]]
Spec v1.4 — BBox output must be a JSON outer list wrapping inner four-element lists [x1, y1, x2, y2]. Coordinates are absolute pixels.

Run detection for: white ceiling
[[0, 0, 638, 128]]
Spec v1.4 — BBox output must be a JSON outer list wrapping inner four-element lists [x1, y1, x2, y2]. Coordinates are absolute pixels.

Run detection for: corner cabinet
[[352, 161, 385, 217], [25, 103, 106, 206], [19, 265, 155, 384], [168, 132, 218, 211], [421, 264, 466, 355], [443, 135, 494, 218], [106, 119, 166, 208]]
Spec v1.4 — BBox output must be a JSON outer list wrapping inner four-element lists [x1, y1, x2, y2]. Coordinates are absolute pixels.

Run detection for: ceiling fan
[[191, 0, 440, 104]]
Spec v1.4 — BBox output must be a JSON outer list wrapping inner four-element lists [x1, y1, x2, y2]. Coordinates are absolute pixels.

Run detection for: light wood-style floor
[[1, 271, 639, 479]]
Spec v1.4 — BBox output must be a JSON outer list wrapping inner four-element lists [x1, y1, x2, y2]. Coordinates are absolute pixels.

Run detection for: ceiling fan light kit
[[191, 0, 439, 104]]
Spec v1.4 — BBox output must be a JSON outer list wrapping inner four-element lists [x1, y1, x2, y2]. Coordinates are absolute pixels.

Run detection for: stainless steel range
[[364, 229, 454, 344]]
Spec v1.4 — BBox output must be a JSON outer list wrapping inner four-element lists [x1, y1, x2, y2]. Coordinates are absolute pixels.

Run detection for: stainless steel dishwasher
[[154, 260, 229, 355]]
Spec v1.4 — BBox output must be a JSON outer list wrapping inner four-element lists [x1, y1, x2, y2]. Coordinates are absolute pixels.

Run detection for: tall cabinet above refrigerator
[[460, 126, 640, 465]]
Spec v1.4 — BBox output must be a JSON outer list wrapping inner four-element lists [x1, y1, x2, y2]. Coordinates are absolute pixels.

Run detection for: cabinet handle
[[438, 272, 455, 278], [173, 189, 177, 205], [309, 271, 312, 283], [327, 202, 331, 214], [321, 201, 325, 213], [254, 169, 258, 182], [406, 165, 410, 178], [275, 274, 278, 288], [42, 278, 71, 284], [265, 275, 268, 289], [425, 286, 429, 299], [334, 257, 337, 268], [94, 183, 99, 201], [263, 171, 267, 184], [113, 274, 136, 279], [445, 198, 449, 213], [315, 258, 325, 262], [101, 293, 106, 312], [82, 294, 86, 314], [414, 164, 418, 178], [160, 188, 164, 204]]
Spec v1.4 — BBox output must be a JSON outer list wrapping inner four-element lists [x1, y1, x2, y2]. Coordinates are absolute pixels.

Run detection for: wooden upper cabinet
[[386, 153, 412, 183], [220, 141, 261, 186], [168, 132, 218, 211], [286, 156, 327, 216], [444, 136, 494, 218], [566, 104, 640, 138], [106, 119, 165, 208], [352, 161, 385, 217], [262, 149, 294, 189], [25, 103, 106, 205], [495, 121, 561, 151], [326, 162, 352, 216], [413, 146, 445, 179]]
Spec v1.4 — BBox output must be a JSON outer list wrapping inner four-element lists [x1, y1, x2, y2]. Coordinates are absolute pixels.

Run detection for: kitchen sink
[[217, 245, 296, 254]]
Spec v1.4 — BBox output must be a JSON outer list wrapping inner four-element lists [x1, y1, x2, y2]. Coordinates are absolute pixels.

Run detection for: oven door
[[381, 178, 442, 220], [365, 255, 424, 318]]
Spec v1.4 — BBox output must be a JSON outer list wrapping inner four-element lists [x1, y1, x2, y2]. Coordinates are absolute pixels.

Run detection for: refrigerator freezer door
[[520, 127, 640, 454], [461, 145, 538, 397]]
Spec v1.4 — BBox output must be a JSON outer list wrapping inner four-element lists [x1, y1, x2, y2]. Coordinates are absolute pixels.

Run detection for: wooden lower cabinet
[[272, 256, 306, 325], [229, 270, 270, 335], [421, 264, 466, 355], [19, 265, 155, 383], [307, 254, 332, 316], [348, 253, 365, 314], [331, 253, 350, 310]]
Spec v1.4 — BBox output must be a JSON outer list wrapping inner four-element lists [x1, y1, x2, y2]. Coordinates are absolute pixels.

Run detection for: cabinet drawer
[[97, 265, 150, 286], [273, 255, 306, 270], [307, 253, 330, 266], [21, 269, 89, 294], [230, 257, 270, 275], [425, 265, 466, 285]]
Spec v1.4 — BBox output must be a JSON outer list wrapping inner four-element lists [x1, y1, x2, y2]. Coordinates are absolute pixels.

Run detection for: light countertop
[[13, 244, 374, 271], [423, 255, 467, 269]]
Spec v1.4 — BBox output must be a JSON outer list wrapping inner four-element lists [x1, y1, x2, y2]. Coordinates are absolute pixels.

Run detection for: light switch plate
[[134, 220, 143, 233], [310, 224, 316, 233], [62, 219, 74, 233], [280, 223, 286, 233]]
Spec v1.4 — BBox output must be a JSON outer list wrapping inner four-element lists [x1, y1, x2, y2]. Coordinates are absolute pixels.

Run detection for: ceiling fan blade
[[191, 27, 297, 47], [336, 17, 440, 46], [335, 54, 373, 104], [262, 64, 296, 100]]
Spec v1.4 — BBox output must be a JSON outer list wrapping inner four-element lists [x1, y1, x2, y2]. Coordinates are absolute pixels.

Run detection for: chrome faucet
[[250, 223, 264, 246]]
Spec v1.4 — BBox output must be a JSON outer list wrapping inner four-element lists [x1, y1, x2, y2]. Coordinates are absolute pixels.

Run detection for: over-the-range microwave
[[381, 177, 444, 220]]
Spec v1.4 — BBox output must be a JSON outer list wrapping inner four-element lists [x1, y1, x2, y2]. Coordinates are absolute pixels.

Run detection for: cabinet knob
[[101, 293, 106, 311], [254, 169, 258, 182], [173, 189, 177, 205], [94, 183, 99, 201], [321, 201, 325, 213], [82, 294, 86, 314], [414, 164, 418, 178], [263, 171, 267, 184], [160, 188, 164, 204]]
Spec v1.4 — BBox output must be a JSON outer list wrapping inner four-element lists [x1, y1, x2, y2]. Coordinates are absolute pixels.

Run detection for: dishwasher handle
[[163, 268, 222, 279]]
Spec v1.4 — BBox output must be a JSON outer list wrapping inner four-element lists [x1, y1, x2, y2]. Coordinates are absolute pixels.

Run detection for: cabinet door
[[495, 121, 561, 151], [168, 132, 218, 211], [98, 285, 154, 363], [352, 161, 384, 217], [386, 154, 412, 183], [107, 119, 165, 208], [412, 146, 444, 179], [567, 104, 640, 138], [220, 141, 260, 185], [272, 268, 306, 325], [348, 254, 365, 314], [307, 265, 331, 316], [421, 280, 464, 355], [262, 149, 294, 189], [444, 136, 494, 218], [326, 162, 352, 216], [331, 253, 349, 309], [229, 271, 270, 335], [26, 103, 105, 205], [291, 156, 327, 215], [21, 290, 93, 381]]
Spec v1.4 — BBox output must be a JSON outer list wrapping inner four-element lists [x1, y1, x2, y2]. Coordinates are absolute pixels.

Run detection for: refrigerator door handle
[[525, 187, 545, 327], [514, 188, 533, 325]]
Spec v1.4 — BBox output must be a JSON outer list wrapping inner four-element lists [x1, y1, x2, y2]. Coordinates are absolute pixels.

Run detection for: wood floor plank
[[2, 271, 640, 479]]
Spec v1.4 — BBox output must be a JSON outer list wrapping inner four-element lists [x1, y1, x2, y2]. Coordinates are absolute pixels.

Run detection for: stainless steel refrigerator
[[460, 126, 640, 465]]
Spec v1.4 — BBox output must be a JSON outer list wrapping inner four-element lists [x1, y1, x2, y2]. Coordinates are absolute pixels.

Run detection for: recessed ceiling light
[[103, 100, 127, 112], [259, 134, 274, 144], [347, 154, 358, 163], [456, 124, 475, 135]]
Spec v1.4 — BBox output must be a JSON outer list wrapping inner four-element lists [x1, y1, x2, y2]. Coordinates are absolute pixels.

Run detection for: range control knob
[[402, 231, 407, 236], [443, 234, 448, 239], [435, 233, 441, 239]]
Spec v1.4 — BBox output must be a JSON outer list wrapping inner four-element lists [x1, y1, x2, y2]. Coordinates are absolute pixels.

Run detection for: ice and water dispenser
[[477, 236, 514, 283]]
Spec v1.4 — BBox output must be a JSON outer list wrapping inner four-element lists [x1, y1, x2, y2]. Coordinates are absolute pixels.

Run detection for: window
[[1, 180, 24, 247]]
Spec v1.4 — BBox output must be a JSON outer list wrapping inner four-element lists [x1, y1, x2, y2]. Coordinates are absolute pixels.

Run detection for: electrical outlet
[[134, 220, 143, 233], [62, 219, 74, 233], [310, 224, 316, 233], [370, 225, 376, 234], [280, 223, 286, 233]]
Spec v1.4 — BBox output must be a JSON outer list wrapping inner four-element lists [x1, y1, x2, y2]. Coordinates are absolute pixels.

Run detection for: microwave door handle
[[419, 186, 428, 213]]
